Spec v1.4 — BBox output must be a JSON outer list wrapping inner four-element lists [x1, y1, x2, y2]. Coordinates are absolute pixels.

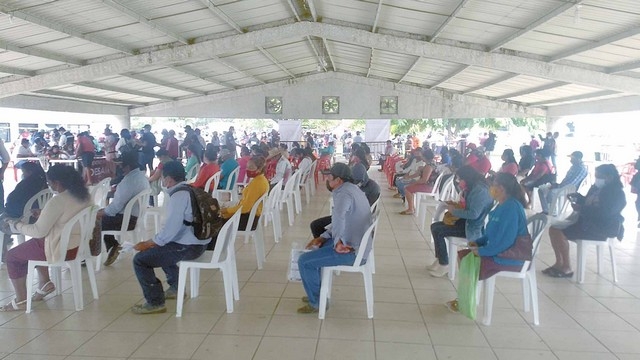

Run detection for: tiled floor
[[1, 169, 640, 359]]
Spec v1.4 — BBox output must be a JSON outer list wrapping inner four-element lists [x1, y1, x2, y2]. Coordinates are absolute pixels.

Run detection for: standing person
[[537, 151, 588, 216], [103, 127, 118, 162], [1, 165, 92, 311], [165, 130, 179, 159], [210, 131, 220, 149], [0, 137, 9, 212], [130, 161, 209, 314], [378, 140, 394, 171], [428, 166, 494, 277], [353, 131, 363, 144], [75, 132, 96, 185], [551, 131, 560, 171], [297, 163, 372, 314], [195, 128, 206, 150], [539, 132, 556, 169], [529, 135, 540, 151], [543, 164, 626, 278], [225, 126, 237, 157], [139, 124, 157, 174]]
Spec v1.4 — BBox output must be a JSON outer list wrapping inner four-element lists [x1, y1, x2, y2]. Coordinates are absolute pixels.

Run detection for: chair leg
[[577, 241, 587, 284], [596, 244, 603, 274], [254, 229, 265, 270], [418, 202, 427, 233], [482, 276, 496, 326], [231, 255, 240, 300], [273, 211, 282, 243], [222, 267, 234, 313], [318, 268, 331, 320], [448, 241, 458, 281], [363, 270, 374, 319], [369, 249, 376, 274], [25, 264, 36, 313], [176, 266, 188, 317], [609, 240, 618, 283], [84, 258, 99, 300], [286, 198, 294, 226], [69, 262, 84, 311], [528, 271, 540, 325], [190, 267, 200, 298], [51, 267, 62, 296]]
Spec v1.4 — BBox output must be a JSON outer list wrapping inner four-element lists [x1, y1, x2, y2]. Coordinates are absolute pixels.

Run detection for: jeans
[[298, 241, 357, 308], [538, 186, 561, 214], [310, 216, 332, 238], [101, 214, 137, 251], [396, 178, 415, 197], [431, 220, 466, 265], [133, 242, 206, 306]]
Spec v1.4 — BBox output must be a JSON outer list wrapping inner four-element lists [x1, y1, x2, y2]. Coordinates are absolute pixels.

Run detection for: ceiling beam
[[0, 39, 84, 66], [167, 65, 235, 89], [212, 55, 266, 84], [100, 0, 188, 44], [35, 89, 147, 106], [121, 73, 206, 95], [307, 0, 318, 22], [549, 27, 640, 62], [430, 65, 469, 88], [398, 57, 420, 83], [462, 73, 519, 94], [489, 0, 583, 51], [129, 71, 546, 117], [2, 22, 640, 98], [528, 90, 618, 107], [75, 81, 176, 101], [495, 81, 569, 100], [371, 0, 384, 33], [322, 38, 337, 71], [608, 60, 640, 74], [430, 0, 471, 42], [0, 6, 135, 54], [0, 65, 34, 77]]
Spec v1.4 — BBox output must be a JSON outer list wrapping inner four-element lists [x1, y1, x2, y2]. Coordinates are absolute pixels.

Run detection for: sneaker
[[426, 260, 441, 271], [164, 287, 186, 300], [297, 304, 318, 314], [103, 246, 121, 266], [429, 264, 449, 278], [131, 303, 167, 314]]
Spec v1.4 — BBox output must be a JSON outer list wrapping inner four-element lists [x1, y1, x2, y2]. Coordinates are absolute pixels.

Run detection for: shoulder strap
[[169, 184, 198, 226]]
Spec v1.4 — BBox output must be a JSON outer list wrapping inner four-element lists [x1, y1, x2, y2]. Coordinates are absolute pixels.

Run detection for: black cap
[[569, 151, 583, 160], [321, 163, 353, 182]]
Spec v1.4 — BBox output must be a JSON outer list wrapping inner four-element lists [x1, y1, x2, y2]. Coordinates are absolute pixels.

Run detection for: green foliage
[[390, 119, 431, 135], [301, 119, 340, 133]]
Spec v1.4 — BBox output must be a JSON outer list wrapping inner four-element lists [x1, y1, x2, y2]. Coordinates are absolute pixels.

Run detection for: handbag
[[456, 252, 480, 320], [498, 233, 533, 261], [442, 211, 460, 226]]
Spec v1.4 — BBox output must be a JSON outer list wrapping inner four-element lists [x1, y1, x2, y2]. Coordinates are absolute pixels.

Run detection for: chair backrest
[[281, 170, 299, 199], [56, 206, 96, 263], [309, 161, 318, 180], [298, 164, 312, 186], [267, 178, 284, 211], [428, 172, 447, 197], [22, 189, 54, 221], [186, 165, 199, 181], [353, 217, 380, 267], [119, 189, 151, 232], [224, 167, 239, 191], [211, 208, 242, 264], [239, 193, 268, 233], [370, 196, 381, 218], [520, 213, 548, 274], [438, 176, 459, 202], [205, 171, 221, 195], [91, 177, 112, 208]]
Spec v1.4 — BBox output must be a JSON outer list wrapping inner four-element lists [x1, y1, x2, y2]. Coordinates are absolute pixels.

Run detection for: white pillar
[[115, 114, 131, 130]]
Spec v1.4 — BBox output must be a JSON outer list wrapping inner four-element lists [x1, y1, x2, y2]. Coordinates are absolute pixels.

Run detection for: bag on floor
[[457, 252, 481, 320], [287, 248, 311, 282]]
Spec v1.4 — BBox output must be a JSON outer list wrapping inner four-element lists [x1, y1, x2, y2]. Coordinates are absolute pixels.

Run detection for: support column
[[114, 114, 131, 130]]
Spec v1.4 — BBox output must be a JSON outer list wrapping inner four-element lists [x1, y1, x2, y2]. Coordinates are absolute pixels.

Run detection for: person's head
[[351, 142, 361, 152], [246, 156, 266, 178], [291, 148, 304, 159], [356, 131, 361, 136], [491, 172, 526, 206], [455, 165, 487, 192], [353, 148, 368, 165], [303, 147, 315, 159], [21, 161, 45, 180], [46, 165, 90, 201], [104, 127, 112, 136], [360, 143, 371, 154], [203, 148, 218, 163], [535, 148, 549, 160], [501, 149, 517, 164], [569, 151, 583, 165], [229, 126, 235, 133], [161, 161, 186, 188], [520, 144, 533, 157], [21, 138, 29, 147], [325, 163, 353, 191], [120, 128, 131, 139], [155, 148, 170, 161], [546, 132, 552, 139], [422, 148, 435, 162], [553, 131, 559, 139], [240, 146, 251, 157], [386, 140, 392, 145], [50, 144, 60, 153], [58, 127, 66, 132], [279, 143, 288, 151], [351, 163, 369, 187], [120, 151, 139, 173], [184, 125, 193, 133], [143, 124, 151, 133], [168, 129, 176, 137], [594, 164, 622, 189], [161, 129, 168, 137], [219, 148, 232, 162], [474, 146, 486, 157], [195, 128, 201, 135]]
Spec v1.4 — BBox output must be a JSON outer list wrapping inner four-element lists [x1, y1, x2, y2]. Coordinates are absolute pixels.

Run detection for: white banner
[[364, 119, 391, 142], [278, 119, 303, 142]]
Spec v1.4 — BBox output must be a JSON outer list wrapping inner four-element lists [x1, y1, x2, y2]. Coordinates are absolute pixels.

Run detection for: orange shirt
[[192, 162, 220, 192]]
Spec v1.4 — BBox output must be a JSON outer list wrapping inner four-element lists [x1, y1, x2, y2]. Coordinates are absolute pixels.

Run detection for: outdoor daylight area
[[2, 1, 640, 360]]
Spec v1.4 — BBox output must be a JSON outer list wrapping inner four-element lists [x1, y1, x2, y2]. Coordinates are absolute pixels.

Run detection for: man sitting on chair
[[98, 151, 150, 266], [297, 163, 372, 314], [131, 161, 209, 314], [537, 151, 588, 216]]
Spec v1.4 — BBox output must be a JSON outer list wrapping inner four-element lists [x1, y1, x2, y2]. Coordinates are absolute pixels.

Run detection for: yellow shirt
[[221, 174, 269, 219]]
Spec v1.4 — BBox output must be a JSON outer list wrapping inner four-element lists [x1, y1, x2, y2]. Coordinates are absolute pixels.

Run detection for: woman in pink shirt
[[498, 149, 519, 177], [236, 146, 251, 184]]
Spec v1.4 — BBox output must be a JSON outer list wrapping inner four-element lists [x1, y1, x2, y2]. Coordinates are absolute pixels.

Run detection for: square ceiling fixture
[[265, 96, 283, 114], [322, 96, 340, 114], [380, 96, 398, 115]]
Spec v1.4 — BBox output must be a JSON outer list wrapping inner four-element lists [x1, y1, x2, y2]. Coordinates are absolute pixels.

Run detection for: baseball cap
[[351, 163, 369, 184], [569, 151, 583, 160], [184, 125, 192, 131], [321, 163, 353, 181]]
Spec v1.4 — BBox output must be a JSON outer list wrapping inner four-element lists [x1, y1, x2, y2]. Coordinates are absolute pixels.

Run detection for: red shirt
[[77, 136, 95, 154], [236, 155, 251, 183], [166, 137, 179, 159], [192, 162, 220, 192]]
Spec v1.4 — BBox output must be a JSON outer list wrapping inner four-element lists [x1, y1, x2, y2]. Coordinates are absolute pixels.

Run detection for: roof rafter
[[0, 65, 34, 77], [527, 90, 618, 107], [0, 39, 83, 66], [430, 0, 471, 42], [0, 5, 135, 54], [121, 73, 206, 95], [495, 81, 569, 100], [608, 60, 640, 74], [35, 89, 147, 106], [462, 73, 519, 94], [365, 0, 384, 77], [430, 65, 469, 88], [75, 81, 176, 101], [100, 0, 188, 44], [549, 27, 640, 62], [167, 65, 235, 89]]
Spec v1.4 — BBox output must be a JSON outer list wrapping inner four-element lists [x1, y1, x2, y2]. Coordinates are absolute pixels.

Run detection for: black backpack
[[170, 184, 225, 242]]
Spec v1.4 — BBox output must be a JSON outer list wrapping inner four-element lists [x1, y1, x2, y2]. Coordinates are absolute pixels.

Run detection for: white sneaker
[[426, 259, 441, 271], [429, 265, 449, 278]]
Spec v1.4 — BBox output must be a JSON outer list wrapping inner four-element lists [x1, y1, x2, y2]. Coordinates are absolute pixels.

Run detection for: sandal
[[541, 266, 559, 275], [399, 210, 414, 215], [32, 281, 55, 301], [0, 299, 26, 312], [544, 268, 574, 278], [445, 299, 459, 313]]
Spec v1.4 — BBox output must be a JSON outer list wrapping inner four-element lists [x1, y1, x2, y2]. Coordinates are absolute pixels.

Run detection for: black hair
[[121, 150, 139, 169], [21, 162, 46, 180], [240, 146, 251, 156], [251, 156, 266, 174], [502, 149, 517, 164], [120, 128, 131, 140], [595, 164, 623, 188], [47, 165, 90, 202], [353, 148, 369, 170], [360, 143, 371, 154], [456, 165, 487, 190], [204, 148, 218, 162], [493, 172, 527, 206], [303, 147, 316, 160], [162, 160, 186, 182], [535, 148, 550, 158], [422, 148, 435, 161], [156, 149, 169, 157]]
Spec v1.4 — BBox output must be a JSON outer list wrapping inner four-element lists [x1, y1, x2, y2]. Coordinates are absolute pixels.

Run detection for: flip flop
[[541, 266, 559, 275], [545, 268, 574, 278], [32, 281, 55, 301], [0, 299, 26, 312], [399, 210, 414, 215]]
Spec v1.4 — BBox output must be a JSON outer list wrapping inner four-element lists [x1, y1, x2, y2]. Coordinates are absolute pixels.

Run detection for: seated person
[[268, 148, 291, 189], [1, 165, 92, 311], [401, 149, 438, 215], [98, 151, 150, 266], [218, 148, 239, 190], [220, 156, 269, 231], [148, 149, 173, 184], [466, 146, 492, 176], [236, 146, 252, 184], [537, 151, 588, 215], [46, 145, 70, 160], [130, 161, 209, 314], [519, 148, 554, 207], [1, 162, 48, 262], [191, 148, 220, 193], [518, 144, 535, 176], [543, 164, 625, 278], [184, 143, 202, 181], [393, 148, 425, 197], [12, 138, 36, 169], [445, 173, 529, 313], [298, 163, 372, 314], [496, 149, 519, 177], [428, 165, 494, 277]]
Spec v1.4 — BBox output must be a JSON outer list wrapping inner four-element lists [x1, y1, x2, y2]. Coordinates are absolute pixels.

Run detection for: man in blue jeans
[[131, 161, 208, 314], [297, 163, 372, 314]]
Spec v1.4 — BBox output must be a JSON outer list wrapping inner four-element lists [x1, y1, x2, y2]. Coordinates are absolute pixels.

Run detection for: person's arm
[[415, 165, 433, 184], [0, 140, 10, 177], [14, 196, 63, 238], [477, 203, 520, 257], [103, 178, 132, 216], [581, 187, 626, 223], [452, 186, 489, 220], [325, 190, 352, 246], [152, 191, 190, 246]]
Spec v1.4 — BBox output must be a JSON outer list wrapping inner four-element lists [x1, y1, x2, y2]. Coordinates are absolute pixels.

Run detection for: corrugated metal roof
[[0, 0, 637, 112]]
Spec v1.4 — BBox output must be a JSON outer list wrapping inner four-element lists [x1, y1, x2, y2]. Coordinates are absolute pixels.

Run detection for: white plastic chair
[[309, 160, 318, 196], [574, 237, 618, 284], [418, 175, 457, 232], [479, 213, 548, 326], [89, 177, 111, 209], [280, 170, 300, 226], [415, 172, 447, 218], [17, 189, 54, 244], [95, 189, 151, 271], [538, 184, 576, 218], [238, 193, 268, 269], [318, 217, 379, 319], [215, 167, 239, 202], [368, 197, 381, 274], [298, 166, 314, 205], [186, 165, 199, 183], [263, 179, 283, 242], [145, 189, 169, 234], [292, 167, 306, 214], [26, 206, 100, 313], [204, 171, 221, 196], [176, 209, 242, 316]]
